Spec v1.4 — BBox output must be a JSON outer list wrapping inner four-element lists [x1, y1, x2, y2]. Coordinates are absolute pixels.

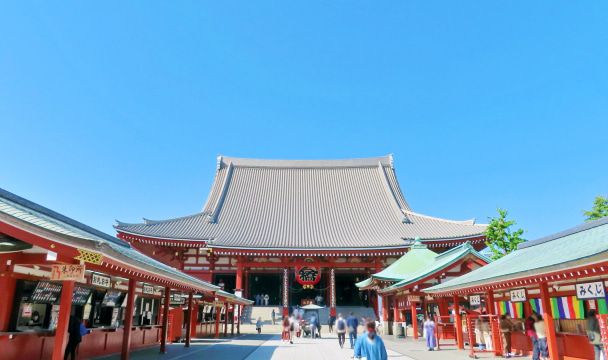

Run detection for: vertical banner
[[330, 268, 336, 316], [282, 268, 289, 308]]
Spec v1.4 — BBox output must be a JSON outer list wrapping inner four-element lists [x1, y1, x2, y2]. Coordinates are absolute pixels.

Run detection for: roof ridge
[[403, 210, 481, 225], [206, 161, 234, 223], [115, 212, 207, 230], [377, 162, 409, 223], [218, 155, 392, 168], [518, 217, 608, 250]]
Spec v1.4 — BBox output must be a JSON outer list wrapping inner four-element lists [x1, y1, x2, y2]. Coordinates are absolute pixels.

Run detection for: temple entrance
[[248, 273, 281, 305], [290, 274, 328, 306], [336, 273, 367, 306], [212, 273, 235, 293]]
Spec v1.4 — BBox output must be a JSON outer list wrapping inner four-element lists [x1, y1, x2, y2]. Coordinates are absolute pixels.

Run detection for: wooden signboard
[[50, 264, 85, 281]]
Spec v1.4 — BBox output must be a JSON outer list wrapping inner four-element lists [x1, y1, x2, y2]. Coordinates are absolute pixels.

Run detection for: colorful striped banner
[[495, 301, 524, 318], [549, 296, 585, 319], [529, 298, 543, 315]]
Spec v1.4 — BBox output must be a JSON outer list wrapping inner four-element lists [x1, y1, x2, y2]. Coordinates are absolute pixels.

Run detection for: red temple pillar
[[190, 302, 198, 338], [231, 306, 235, 336], [392, 296, 399, 322], [223, 302, 229, 336], [236, 305, 241, 335], [453, 295, 464, 349], [235, 261, 243, 293], [160, 287, 170, 353], [329, 268, 336, 317], [214, 303, 221, 338], [382, 295, 389, 321], [51, 280, 74, 360], [410, 300, 419, 340], [121, 278, 137, 360], [282, 268, 289, 316], [0, 273, 16, 331], [539, 282, 559, 360], [486, 290, 495, 315], [185, 292, 193, 347], [438, 297, 449, 318]]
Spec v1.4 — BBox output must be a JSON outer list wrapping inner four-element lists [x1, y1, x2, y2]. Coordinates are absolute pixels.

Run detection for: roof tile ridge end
[[403, 210, 482, 226], [207, 161, 234, 223], [377, 162, 409, 223]]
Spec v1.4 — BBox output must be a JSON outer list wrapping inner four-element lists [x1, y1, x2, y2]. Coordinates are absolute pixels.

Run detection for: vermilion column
[[214, 303, 220, 338], [0, 273, 16, 331], [185, 292, 193, 347], [486, 290, 495, 315], [539, 283, 559, 360], [121, 279, 137, 360], [392, 296, 399, 322], [382, 295, 389, 321], [236, 305, 241, 335], [235, 261, 243, 293], [410, 300, 419, 340], [160, 287, 170, 353], [51, 280, 75, 360], [453, 295, 464, 349], [223, 302, 229, 336]]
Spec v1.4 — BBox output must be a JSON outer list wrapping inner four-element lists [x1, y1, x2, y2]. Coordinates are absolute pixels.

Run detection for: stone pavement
[[96, 331, 506, 360]]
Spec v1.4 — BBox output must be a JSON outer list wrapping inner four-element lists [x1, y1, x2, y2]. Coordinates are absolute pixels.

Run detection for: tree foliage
[[584, 196, 608, 221], [485, 208, 525, 260]]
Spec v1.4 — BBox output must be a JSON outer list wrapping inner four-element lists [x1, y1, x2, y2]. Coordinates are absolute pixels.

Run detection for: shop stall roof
[[426, 217, 608, 294], [0, 187, 252, 301], [356, 238, 437, 288], [380, 241, 490, 293]]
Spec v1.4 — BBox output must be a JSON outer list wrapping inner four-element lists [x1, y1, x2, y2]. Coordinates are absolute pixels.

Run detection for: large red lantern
[[295, 266, 321, 288]]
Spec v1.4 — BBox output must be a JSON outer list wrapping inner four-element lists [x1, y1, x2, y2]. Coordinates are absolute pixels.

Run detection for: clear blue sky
[[1, 2, 606, 240]]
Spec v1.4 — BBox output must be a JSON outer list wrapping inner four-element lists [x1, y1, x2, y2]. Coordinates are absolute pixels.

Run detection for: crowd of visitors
[[253, 293, 270, 306]]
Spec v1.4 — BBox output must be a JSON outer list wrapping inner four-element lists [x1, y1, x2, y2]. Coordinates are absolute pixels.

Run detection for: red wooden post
[[410, 300, 419, 340], [51, 280, 74, 360], [235, 261, 243, 292], [214, 304, 220, 339], [185, 292, 193, 347], [236, 305, 241, 335], [392, 296, 399, 322], [120, 279, 137, 360], [223, 302, 228, 336], [453, 295, 464, 349], [539, 282, 559, 360], [486, 290, 495, 315], [0, 273, 16, 331], [160, 287, 170, 353]]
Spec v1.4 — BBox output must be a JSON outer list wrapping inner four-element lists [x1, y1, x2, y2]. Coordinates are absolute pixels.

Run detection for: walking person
[[499, 314, 514, 358], [534, 314, 549, 360], [64, 315, 87, 360], [264, 294, 270, 306], [525, 314, 540, 360], [423, 315, 437, 351], [256, 316, 263, 334], [328, 315, 336, 333], [282, 316, 292, 343], [336, 313, 347, 348], [353, 321, 388, 360], [310, 315, 319, 339], [272, 309, 276, 325], [288, 315, 296, 344], [347, 312, 359, 348], [587, 310, 603, 360]]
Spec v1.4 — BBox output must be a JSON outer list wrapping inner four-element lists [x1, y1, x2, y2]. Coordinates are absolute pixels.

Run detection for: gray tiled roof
[[0, 187, 251, 304], [116, 155, 487, 250]]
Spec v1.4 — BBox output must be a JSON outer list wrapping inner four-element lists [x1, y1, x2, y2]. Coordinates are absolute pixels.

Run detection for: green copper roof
[[356, 239, 438, 287], [426, 217, 608, 294], [380, 242, 490, 293]]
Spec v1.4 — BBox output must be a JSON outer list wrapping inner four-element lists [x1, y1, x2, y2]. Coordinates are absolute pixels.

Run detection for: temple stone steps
[[243, 305, 376, 325]]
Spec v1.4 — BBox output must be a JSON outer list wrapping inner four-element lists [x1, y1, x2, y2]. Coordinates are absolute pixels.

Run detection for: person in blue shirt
[[354, 320, 388, 360], [346, 312, 359, 348]]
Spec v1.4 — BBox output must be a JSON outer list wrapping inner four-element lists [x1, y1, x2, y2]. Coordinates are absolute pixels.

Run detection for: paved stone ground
[[97, 330, 506, 360]]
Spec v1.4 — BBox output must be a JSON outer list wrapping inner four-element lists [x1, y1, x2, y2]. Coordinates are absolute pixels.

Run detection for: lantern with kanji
[[295, 266, 321, 289]]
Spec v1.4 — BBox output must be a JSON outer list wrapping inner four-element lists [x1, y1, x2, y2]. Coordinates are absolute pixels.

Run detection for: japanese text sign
[[469, 295, 481, 306], [510, 288, 527, 302], [576, 281, 606, 300], [142, 284, 154, 295], [50, 264, 85, 281], [91, 273, 111, 288]]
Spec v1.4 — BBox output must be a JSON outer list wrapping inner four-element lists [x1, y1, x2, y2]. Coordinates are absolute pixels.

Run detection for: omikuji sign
[[576, 281, 606, 300], [510, 288, 527, 302], [295, 266, 321, 287]]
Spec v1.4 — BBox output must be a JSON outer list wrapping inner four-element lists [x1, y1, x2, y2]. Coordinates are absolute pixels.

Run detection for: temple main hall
[[115, 155, 487, 316]]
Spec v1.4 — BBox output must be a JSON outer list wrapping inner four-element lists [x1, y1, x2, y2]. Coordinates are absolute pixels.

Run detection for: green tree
[[485, 208, 525, 260], [584, 196, 608, 221]]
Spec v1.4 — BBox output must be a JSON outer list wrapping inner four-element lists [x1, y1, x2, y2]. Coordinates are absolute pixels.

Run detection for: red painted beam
[[121, 279, 137, 360], [51, 280, 74, 360]]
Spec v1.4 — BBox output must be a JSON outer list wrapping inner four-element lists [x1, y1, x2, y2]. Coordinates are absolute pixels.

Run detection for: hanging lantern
[[295, 266, 321, 288]]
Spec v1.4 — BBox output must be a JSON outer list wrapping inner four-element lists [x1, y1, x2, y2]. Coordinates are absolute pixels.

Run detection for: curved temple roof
[[116, 155, 487, 250]]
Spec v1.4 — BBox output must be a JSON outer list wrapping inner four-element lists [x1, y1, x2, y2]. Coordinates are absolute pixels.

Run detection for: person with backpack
[[336, 313, 347, 348], [64, 316, 90, 360], [346, 312, 359, 348]]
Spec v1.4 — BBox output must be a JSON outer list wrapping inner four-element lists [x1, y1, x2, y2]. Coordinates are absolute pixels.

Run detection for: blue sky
[[1, 2, 606, 240]]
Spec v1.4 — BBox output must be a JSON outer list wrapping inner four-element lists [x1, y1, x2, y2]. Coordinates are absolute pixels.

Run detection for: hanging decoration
[[295, 266, 321, 289]]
